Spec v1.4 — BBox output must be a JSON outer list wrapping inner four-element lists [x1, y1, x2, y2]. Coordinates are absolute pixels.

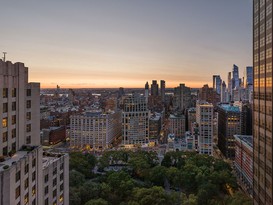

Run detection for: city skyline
[[1, 0, 252, 88]]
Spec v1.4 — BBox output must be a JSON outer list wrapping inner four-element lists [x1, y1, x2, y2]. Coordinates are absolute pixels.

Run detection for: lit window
[[2, 117, 8, 128]]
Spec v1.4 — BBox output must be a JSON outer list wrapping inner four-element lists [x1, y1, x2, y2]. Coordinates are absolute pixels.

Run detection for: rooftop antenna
[[3, 52, 7, 62]]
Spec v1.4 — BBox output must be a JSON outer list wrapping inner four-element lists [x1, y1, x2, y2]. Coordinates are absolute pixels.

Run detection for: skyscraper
[[232, 64, 240, 89], [196, 101, 214, 155], [160, 80, 166, 102], [122, 94, 149, 145], [253, 1, 273, 204], [145, 81, 149, 103], [245, 66, 253, 87], [221, 81, 227, 103], [213, 75, 222, 95], [151, 80, 159, 96], [0, 60, 69, 205], [173, 83, 191, 112]]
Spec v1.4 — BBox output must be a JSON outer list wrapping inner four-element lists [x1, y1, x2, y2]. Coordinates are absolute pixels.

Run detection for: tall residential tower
[[253, 0, 273, 204]]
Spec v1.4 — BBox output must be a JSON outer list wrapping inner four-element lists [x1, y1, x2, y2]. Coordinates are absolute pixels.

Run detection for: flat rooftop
[[234, 135, 253, 149], [220, 104, 240, 113], [0, 151, 29, 172]]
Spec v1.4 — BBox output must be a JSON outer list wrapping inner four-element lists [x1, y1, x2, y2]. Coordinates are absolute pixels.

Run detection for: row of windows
[[2, 88, 32, 98]]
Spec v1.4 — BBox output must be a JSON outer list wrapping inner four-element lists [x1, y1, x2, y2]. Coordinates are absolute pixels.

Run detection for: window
[[53, 167, 57, 175], [32, 158, 36, 168], [24, 193, 29, 205], [32, 171, 36, 181], [12, 102, 16, 111], [2, 117, 8, 128], [15, 186, 20, 199], [27, 124, 31, 132], [12, 115, 16, 125], [26, 136, 31, 144], [45, 198, 48, 205], [3, 103, 8, 113], [26, 112, 31, 121], [24, 178, 29, 189], [25, 164, 29, 174], [53, 178, 57, 187], [12, 129, 16, 138], [3, 146, 8, 156], [59, 194, 64, 203], [60, 173, 64, 181], [44, 186, 48, 195], [32, 199, 36, 205], [16, 171, 21, 182], [60, 163, 64, 170], [3, 132, 8, 143], [44, 174, 49, 183], [53, 189, 57, 198], [32, 185, 36, 196], [26, 89, 31, 97], [12, 142, 16, 151], [3, 88, 8, 98], [60, 183, 64, 191], [26, 100, 31, 109], [12, 88, 16, 97]]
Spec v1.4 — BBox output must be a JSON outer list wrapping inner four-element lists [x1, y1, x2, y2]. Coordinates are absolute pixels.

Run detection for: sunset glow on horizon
[[1, 0, 252, 89]]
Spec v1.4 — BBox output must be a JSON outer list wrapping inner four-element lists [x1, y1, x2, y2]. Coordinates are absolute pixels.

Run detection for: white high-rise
[[70, 111, 122, 149], [122, 94, 149, 145], [196, 101, 214, 155], [0, 60, 69, 205]]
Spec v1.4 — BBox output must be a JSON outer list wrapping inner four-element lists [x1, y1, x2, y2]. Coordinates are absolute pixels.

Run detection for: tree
[[69, 187, 81, 205], [78, 181, 102, 204], [130, 186, 174, 205], [148, 166, 168, 186], [85, 198, 108, 205], [181, 193, 198, 205], [69, 170, 85, 187]]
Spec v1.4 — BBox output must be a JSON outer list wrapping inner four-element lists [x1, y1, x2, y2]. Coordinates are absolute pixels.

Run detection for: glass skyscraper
[[253, 0, 273, 204]]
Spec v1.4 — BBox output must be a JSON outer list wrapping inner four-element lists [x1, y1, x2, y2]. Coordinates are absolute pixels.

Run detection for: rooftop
[[219, 104, 240, 113], [234, 135, 253, 149], [42, 152, 67, 169], [0, 151, 29, 172]]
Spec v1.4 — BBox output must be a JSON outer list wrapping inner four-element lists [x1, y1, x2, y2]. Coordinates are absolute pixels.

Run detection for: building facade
[[122, 94, 149, 145], [42, 152, 69, 205], [253, 0, 273, 204], [196, 101, 214, 155], [217, 104, 241, 159], [234, 135, 253, 197], [70, 111, 121, 149], [0, 60, 69, 205], [169, 113, 186, 138]]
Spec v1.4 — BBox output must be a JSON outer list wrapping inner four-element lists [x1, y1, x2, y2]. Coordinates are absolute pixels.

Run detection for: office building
[[70, 111, 121, 149], [173, 83, 191, 112], [149, 113, 161, 143], [196, 101, 214, 155], [122, 94, 149, 145], [0, 60, 69, 205], [234, 135, 253, 197], [253, 1, 273, 204], [160, 80, 165, 102], [42, 152, 69, 205], [187, 108, 196, 131], [169, 113, 186, 138], [232, 64, 240, 89], [145, 81, 149, 102], [151, 80, 159, 96], [221, 81, 228, 103], [42, 126, 66, 146], [217, 104, 241, 159], [198, 84, 220, 106], [213, 75, 222, 95]]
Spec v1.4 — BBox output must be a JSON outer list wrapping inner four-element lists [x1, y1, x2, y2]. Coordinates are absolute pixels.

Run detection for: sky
[[0, 0, 252, 88]]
